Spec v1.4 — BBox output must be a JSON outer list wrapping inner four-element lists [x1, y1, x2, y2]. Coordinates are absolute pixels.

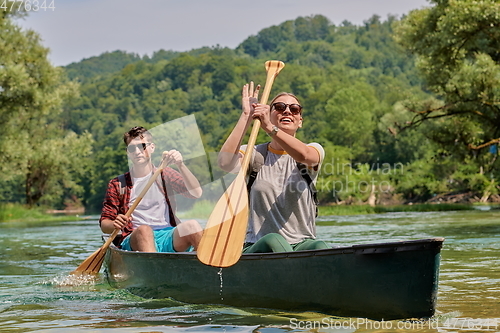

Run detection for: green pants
[[243, 233, 329, 253]]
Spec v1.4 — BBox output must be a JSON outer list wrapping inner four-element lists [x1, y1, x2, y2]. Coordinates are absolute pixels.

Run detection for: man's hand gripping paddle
[[71, 157, 169, 275]]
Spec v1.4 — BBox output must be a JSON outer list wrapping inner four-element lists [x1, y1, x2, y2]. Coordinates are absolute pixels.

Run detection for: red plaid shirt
[[99, 167, 196, 245]]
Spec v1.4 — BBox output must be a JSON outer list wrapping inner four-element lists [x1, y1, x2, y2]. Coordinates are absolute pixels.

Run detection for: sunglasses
[[126, 142, 152, 153], [272, 102, 302, 115]]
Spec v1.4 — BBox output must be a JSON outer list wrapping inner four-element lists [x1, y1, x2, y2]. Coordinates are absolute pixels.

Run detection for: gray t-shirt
[[241, 143, 325, 244]]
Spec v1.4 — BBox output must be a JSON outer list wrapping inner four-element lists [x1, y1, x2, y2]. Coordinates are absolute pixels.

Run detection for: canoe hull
[[104, 238, 443, 320]]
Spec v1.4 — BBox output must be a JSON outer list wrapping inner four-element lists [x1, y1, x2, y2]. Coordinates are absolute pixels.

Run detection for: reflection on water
[[0, 210, 499, 332]]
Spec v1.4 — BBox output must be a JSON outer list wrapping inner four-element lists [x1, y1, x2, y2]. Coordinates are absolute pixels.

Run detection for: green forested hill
[[3, 5, 499, 213], [60, 14, 433, 211], [63, 48, 214, 83], [64, 50, 142, 82]]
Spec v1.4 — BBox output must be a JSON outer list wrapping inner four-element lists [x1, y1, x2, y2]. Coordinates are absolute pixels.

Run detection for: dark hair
[[123, 126, 153, 145]]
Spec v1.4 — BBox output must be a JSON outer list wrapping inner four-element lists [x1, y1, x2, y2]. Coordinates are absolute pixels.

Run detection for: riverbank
[[2, 201, 496, 223], [0, 203, 84, 223], [177, 200, 491, 219], [318, 202, 479, 216]]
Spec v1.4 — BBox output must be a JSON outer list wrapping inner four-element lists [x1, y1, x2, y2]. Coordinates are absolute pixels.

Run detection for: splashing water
[[42, 273, 100, 287]]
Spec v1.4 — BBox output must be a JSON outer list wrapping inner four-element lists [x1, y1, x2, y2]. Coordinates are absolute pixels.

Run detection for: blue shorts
[[121, 227, 176, 252]]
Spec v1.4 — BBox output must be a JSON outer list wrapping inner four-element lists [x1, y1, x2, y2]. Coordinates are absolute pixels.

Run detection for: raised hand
[[242, 81, 260, 117]]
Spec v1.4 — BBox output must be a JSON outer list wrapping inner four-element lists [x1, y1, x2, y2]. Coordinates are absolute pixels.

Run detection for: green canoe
[[104, 237, 443, 320]]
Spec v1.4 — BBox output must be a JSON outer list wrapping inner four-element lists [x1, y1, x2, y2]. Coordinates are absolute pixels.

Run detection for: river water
[[0, 209, 499, 332]]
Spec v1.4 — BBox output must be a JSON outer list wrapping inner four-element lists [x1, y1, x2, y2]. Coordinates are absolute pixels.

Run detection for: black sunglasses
[[272, 102, 302, 115], [126, 142, 152, 153]]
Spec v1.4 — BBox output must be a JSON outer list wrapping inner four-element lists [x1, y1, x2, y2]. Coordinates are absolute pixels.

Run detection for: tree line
[[2, 0, 500, 213]]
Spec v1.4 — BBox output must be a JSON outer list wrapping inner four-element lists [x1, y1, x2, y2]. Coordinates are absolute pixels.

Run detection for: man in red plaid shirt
[[99, 126, 203, 252]]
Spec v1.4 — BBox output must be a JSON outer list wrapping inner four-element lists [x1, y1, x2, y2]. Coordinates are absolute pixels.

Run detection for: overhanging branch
[[468, 138, 500, 150]]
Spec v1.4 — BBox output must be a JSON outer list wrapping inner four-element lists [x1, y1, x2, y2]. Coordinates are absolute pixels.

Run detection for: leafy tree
[[322, 84, 377, 160], [64, 50, 142, 82], [24, 131, 93, 208], [238, 15, 332, 55], [0, 9, 91, 207], [240, 35, 262, 57], [211, 58, 236, 96], [159, 53, 203, 91], [394, 0, 500, 178]]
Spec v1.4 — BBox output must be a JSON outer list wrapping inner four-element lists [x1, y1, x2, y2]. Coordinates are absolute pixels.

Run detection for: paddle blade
[[71, 246, 107, 275], [261, 61, 285, 103], [264, 60, 285, 75], [197, 173, 249, 267]]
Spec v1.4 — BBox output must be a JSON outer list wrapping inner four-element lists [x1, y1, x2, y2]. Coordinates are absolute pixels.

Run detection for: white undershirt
[[129, 173, 170, 230]]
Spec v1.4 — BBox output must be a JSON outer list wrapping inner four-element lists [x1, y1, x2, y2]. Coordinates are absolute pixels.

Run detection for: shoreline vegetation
[[318, 203, 478, 216], [174, 200, 490, 219], [0, 203, 84, 223], [1, 201, 495, 224]]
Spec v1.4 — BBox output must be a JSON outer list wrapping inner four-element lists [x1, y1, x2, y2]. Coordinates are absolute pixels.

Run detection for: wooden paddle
[[71, 157, 168, 275], [197, 60, 285, 267]]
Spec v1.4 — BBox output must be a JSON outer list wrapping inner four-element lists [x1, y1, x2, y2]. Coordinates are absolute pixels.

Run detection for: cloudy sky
[[16, 0, 431, 67]]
